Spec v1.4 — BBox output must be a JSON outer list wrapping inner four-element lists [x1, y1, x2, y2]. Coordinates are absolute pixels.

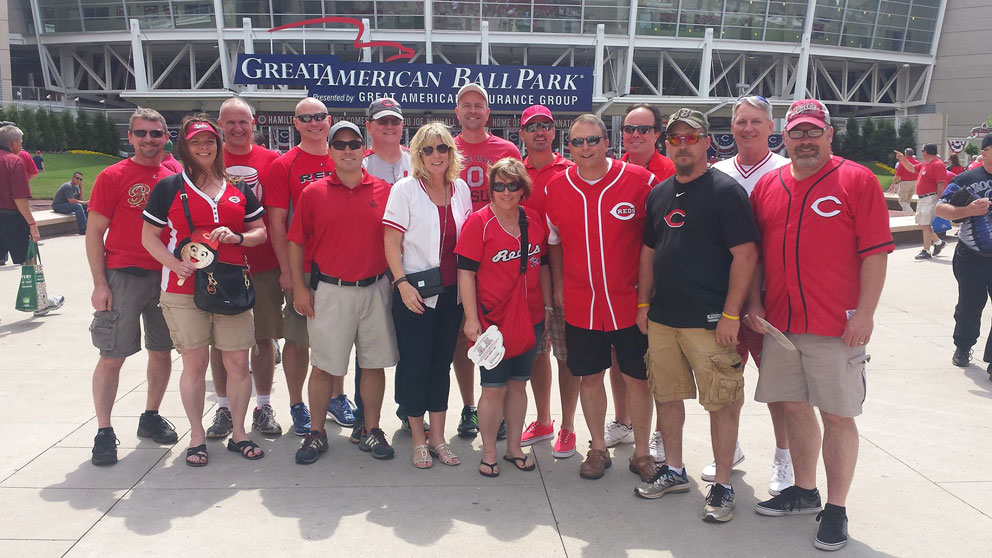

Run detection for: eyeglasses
[[666, 133, 705, 146], [331, 140, 363, 151], [786, 127, 827, 139], [420, 144, 451, 156], [622, 125, 656, 135], [523, 122, 553, 133], [131, 129, 166, 138], [569, 136, 603, 147], [492, 181, 523, 192], [294, 112, 329, 123]]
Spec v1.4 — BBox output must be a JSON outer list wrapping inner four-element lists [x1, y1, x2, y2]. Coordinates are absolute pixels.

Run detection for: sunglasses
[[735, 95, 769, 106], [420, 144, 451, 156], [666, 133, 705, 146], [492, 181, 523, 192], [331, 140, 364, 151], [569, 136, 603, 147], [372, 117, 403, 126], [524, 122, 553, 132], [786, 127, 827, 139], [131, 129, 166, 138], [294, 112, 329, 123], [622, 125, 656, 135]]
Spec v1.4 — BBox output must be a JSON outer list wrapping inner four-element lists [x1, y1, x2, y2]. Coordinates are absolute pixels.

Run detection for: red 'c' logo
[[664, 209, 686, 228]]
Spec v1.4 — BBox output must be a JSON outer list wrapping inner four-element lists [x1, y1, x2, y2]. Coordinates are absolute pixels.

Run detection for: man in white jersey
[[711, 95, 793, 495]]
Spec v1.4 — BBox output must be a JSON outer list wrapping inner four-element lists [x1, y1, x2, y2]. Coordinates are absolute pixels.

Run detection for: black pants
[[952, 243, 992, 363], [0, 212, 29, 264], [392, 285, 462, 417]]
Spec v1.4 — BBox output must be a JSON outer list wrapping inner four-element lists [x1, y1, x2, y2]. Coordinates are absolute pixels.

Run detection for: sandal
[[503, 454, 536, 471], [186, 444, 208, 467], [479, 460, 500, 478], [413, 444, 433, 469], [428, 443, 461, 466], [227, 438, 264, 460]]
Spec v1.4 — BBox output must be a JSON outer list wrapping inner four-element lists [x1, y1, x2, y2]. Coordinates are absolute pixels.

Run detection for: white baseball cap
[[456, 83, 489, 105]]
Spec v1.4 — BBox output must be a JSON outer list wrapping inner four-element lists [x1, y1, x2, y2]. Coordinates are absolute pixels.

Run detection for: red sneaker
[[520, 420, 555, 446], [552, 427, 577, 458]]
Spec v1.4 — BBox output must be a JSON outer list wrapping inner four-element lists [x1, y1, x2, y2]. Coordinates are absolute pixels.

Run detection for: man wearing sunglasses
[[748, 99, 893, 551], [86, 108, 179, 465], [265, 97, 338, 438], [545, 114, 661, 481]]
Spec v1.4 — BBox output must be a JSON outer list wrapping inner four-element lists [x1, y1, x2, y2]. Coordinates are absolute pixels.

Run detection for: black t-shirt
[[643, 168, 758, 329]]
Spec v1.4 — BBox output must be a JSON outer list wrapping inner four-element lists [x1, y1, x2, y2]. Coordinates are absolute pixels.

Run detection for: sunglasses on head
[[331, 140, 363, 151], [524, 122, 553, 133], [735, 95, 769, 106], [786, 127, 827, 139], [666, 133, 705, 146], [420, 144, 451, 156], [569, 136, 603, 147], [622, 125, 656, 135], [492, 181, 523, 192], [294, 112, 329, 123], [131, 129, 166, 138]]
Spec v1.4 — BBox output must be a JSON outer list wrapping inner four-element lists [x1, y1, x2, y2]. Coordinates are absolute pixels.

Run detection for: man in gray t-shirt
[[51, 171, 88, 234]]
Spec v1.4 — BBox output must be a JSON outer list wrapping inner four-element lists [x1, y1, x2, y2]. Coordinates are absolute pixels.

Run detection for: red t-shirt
[[287, 170, 391, 282], [456, 205, 547, 325], [968, 160, 983, 170], [545, 159, 659, 331], [264, 146, 335, 269], [142, 173, 264, 294], [225, 145, 281, 272], [893, 156, 920, 181], [750, 156, 894, 338], [89, 159, 177, 270], [946, 165, 965, 177], [621, 150, 676, 183], [439, 205, 458, 286], [454, 134, 522, 211], [17, 150, 38, 180], [0, 149, 31, 210], [917, 157, 946, 196], [161, 155, 183, 175], [521, 153, 573, 221]]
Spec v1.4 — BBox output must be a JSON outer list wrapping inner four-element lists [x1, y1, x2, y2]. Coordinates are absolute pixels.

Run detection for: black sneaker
[[914, 250, 932, 260], [359, 427, 395, 460], [952, 347, 973, 367], [932, 240, 946, 256], [137, 412, 178, 444], [814, 505, 849, 551], [497, 418, 507, 441], [349, 419, 365, 444], [755, 485, 822, 516], [206, 407, 233, 439], [295, 430, 328, 464], [457, 405, 479, 436], [92, 429, 119, 465]]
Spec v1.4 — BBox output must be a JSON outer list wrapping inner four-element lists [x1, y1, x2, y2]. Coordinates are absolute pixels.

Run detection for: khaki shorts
[[282, 273, 310, 347], [645, 321, 744, 412], [308, 276, 399, 376], [755, 333, 867, 418], [90, 269, 172, 358], [251, 268, 283, 340], [159, 291, 255, 351], [915, 194, 937, 225], [896, 180, 916, 203]]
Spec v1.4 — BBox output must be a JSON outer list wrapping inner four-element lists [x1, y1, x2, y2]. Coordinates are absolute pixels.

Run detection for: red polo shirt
[[894, 156, 920, 181], [455, 133, 522, 211], [225, 145, 281, 273], [17, 150, 38, 180], [916, 157, 945, 196], [264, 146, 335, 269], [521, 153, 573, 221], [287, 169, 391, 281], [750, 156, 894, 338], [621, 150, 676, 183], [545, 159, 658, 331], [0, 148, 30, 210]]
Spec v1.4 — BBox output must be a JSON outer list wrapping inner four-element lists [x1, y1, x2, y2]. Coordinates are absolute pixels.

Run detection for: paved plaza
[[1, 232, 990, 557]]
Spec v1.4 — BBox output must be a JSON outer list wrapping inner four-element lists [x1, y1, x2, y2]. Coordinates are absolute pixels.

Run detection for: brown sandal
[[428, 443, 460, 466], [413, 444, 433, 469]]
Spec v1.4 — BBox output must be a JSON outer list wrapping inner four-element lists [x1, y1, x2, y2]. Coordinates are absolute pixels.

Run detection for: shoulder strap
[[518, 206, 529, 275], [177, 174, 195, 233]]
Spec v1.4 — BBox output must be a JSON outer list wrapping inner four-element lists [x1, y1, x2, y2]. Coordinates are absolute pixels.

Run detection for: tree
[[897, 119, 917, 152], [965, 142, 980, 157], [872, 120, 897, 164], [832, 127, 844, 158], [17, 108, 40, 151], [91, 112, 110, 153], [842, 117, 861, 161], [102, 116, 121, 155], [61, 111, 78, 149], [859, 117, 876, 162], [75, 110, 91, 150], [37, 108, 61, 151]]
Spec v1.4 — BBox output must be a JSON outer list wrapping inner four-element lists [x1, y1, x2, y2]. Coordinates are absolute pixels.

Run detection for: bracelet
[[393, 276, 409, 286], [544, 306, 553, 312], [721, 312, 740, 321], [27, 221, 36, 226], [234, 232, 244, 245], [637, 303, 650, 308]]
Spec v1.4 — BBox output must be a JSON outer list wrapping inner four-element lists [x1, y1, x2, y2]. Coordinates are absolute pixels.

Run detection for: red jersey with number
[[454, 134, 522, 211], [916, 157, 945, 196], [750, 157, 894, 338], [456, 205, 547, 325], [89, 159, 176, 270], [225, 145, 281, 273], [545, 159, 658, 331], [521, 153, 573, 221], [287, 170, 391, 281], [264, 146, 335, 269], [621, 151, 676, 183]]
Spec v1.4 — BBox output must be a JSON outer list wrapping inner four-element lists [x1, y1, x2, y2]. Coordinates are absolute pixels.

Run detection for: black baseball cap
[[367, 98, 403, 120], [923, 143, 938, 155], [982, 133, 992, 150]]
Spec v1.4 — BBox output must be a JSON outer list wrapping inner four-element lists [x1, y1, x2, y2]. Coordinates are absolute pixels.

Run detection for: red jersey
[[89, 159, 177, 270], [621, 151, 676, 183], [287, 170, 391, 281], [521, 153, 573, 221], [750, 156, 894, 338], [225, 145, 281, 272], [161, 155, 183, 174], [0, 149, 30, 210], [968, 160, 983, 170], [17, 150, 38, 180], [916, 157, 945, 196], [454, 134, 522, 211], [456, 205, 547, 325], [264, 146, 335, 269], [894, 156, 920, 181], [545, 159, 658, 331]]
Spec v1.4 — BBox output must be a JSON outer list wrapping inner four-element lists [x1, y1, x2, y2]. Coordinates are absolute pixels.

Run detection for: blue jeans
[[52, 202, 87, 234]]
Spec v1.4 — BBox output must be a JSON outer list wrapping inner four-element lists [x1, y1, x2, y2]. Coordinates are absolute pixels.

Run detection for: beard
[[675, 161, 696, 176], [790, 145, 821, 168]]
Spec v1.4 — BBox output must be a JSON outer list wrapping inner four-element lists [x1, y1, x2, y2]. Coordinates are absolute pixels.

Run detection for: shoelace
[[211, 409, 231, 426], [153, 415, 176, 432], [257, 406, 276, 423], [302, 432, 323, 450], [771, 458, 791, 481]]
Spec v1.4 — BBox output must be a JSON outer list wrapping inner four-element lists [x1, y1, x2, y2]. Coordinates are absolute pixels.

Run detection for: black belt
[[316, 272, 385, 287], [918, 193, 936, 198]]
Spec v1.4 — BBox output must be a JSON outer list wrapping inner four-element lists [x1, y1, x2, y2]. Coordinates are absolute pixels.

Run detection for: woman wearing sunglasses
[[383, 122, 473, 469], [455, 157, 551, 477]]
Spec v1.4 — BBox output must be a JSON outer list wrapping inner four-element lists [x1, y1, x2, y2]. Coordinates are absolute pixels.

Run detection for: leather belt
[[317, 272, 385, 287]]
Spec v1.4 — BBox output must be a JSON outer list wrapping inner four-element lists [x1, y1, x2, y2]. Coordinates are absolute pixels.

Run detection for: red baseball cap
[[521, 105, 553, 127], [785, 99, 831, 131], [184, 121, 221, 141]]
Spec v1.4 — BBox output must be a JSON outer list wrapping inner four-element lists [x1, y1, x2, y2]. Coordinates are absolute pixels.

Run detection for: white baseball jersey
[[712, 151, 789, 195]]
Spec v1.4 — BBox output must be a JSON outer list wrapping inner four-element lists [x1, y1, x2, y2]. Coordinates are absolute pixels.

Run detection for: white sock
[[775, 447, 791, 461], [668, 465, 684, 475], [257, 394, 271, 407], [218, 396, 230, 409], [719, 483, 733, 490]]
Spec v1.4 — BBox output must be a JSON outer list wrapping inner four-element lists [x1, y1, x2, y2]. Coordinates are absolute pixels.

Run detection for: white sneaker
[[768, 454, 795, 496], [33, 295, 65, 317], [700, 440, 745, 482], [649, 430, 666, 464], [603, 419, 634, 447]]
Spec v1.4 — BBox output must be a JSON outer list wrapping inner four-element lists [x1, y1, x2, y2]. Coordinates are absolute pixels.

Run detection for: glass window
[[173, 0, 216, 28], [764, 0, 805, 43], [533, 0, 582, 33], [483, 0, 531, 32], [583, 0, 630, 35], [125, 1, 176, 30], [434, 1, 480, 31], [378, 1, 426, 30], [38, 0, 82, 33], [636, 0, 678, 37], [222, 0, 270, 28]]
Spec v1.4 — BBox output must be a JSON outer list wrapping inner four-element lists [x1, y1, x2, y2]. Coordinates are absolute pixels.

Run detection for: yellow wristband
[[721, 312, 740, 321], [637, 303, 650, 308]]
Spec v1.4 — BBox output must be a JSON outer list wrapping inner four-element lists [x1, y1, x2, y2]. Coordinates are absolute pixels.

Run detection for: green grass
[[29, 152, 123, 199]]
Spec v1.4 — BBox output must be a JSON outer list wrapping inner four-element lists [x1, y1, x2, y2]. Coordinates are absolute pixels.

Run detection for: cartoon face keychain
[[174, 230, 218, 286]]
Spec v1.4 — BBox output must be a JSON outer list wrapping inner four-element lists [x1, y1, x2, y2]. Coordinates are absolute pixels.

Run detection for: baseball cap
[[368, 97, 403, 120], [982, 133, 992, 150], [667, 108, 709, 132], [521, 105, 553, 127], [785, 99, 831, 131], [922, 143, 938, 155], [184, 121, 221, 141], [329, 121, 363, 142], [456, 83, 489, 105]]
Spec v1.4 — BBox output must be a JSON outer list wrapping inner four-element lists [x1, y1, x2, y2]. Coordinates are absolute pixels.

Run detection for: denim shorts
[[480, 322, 545, 388]]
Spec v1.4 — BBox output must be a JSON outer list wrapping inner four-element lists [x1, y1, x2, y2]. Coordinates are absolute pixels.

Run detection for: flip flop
[[186, 444, 208, 467], [227, 438, 264, 460], [479, 460, 500, 478], [503, 454, 536, 471]]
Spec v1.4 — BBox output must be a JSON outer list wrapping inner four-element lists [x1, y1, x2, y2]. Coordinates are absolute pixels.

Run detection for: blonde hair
[[409, 122, 462, 186], [488, 157, 532, 200]]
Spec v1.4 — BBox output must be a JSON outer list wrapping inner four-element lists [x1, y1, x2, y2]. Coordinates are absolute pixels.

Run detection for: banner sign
[[234, 54, 593, 112]]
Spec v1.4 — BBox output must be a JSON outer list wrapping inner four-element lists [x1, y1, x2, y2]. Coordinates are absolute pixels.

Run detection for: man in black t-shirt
[[634, 108, 759, 524]]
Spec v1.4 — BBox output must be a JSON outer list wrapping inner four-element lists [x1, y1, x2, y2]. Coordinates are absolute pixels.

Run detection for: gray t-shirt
[[363, 150, 412, 185], [52, 182, 81, 205]]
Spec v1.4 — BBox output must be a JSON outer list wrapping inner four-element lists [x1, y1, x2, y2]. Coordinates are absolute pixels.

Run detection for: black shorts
[[565, 323, 648, 379], [480, 322, 544, 388], [0, 212, 29, 264]]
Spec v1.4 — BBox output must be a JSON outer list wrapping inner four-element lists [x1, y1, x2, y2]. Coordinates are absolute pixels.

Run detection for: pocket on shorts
[[847, 353, 869, 404], [90, 310, 119, 352], [705, 350, 744, 407]]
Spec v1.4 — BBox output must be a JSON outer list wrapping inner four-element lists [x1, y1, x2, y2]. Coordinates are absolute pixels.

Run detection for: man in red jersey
[[749, 99, 893, 551], [897, 143, 948, 259], [545, 114, 660, 481], [265, 96, 336, 436], [516, 104, 580, 459], [86, 108, 178, 466], [452, 83, 522, 436], [202, 97, 285, 440], [891, 147, 919, 213]]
